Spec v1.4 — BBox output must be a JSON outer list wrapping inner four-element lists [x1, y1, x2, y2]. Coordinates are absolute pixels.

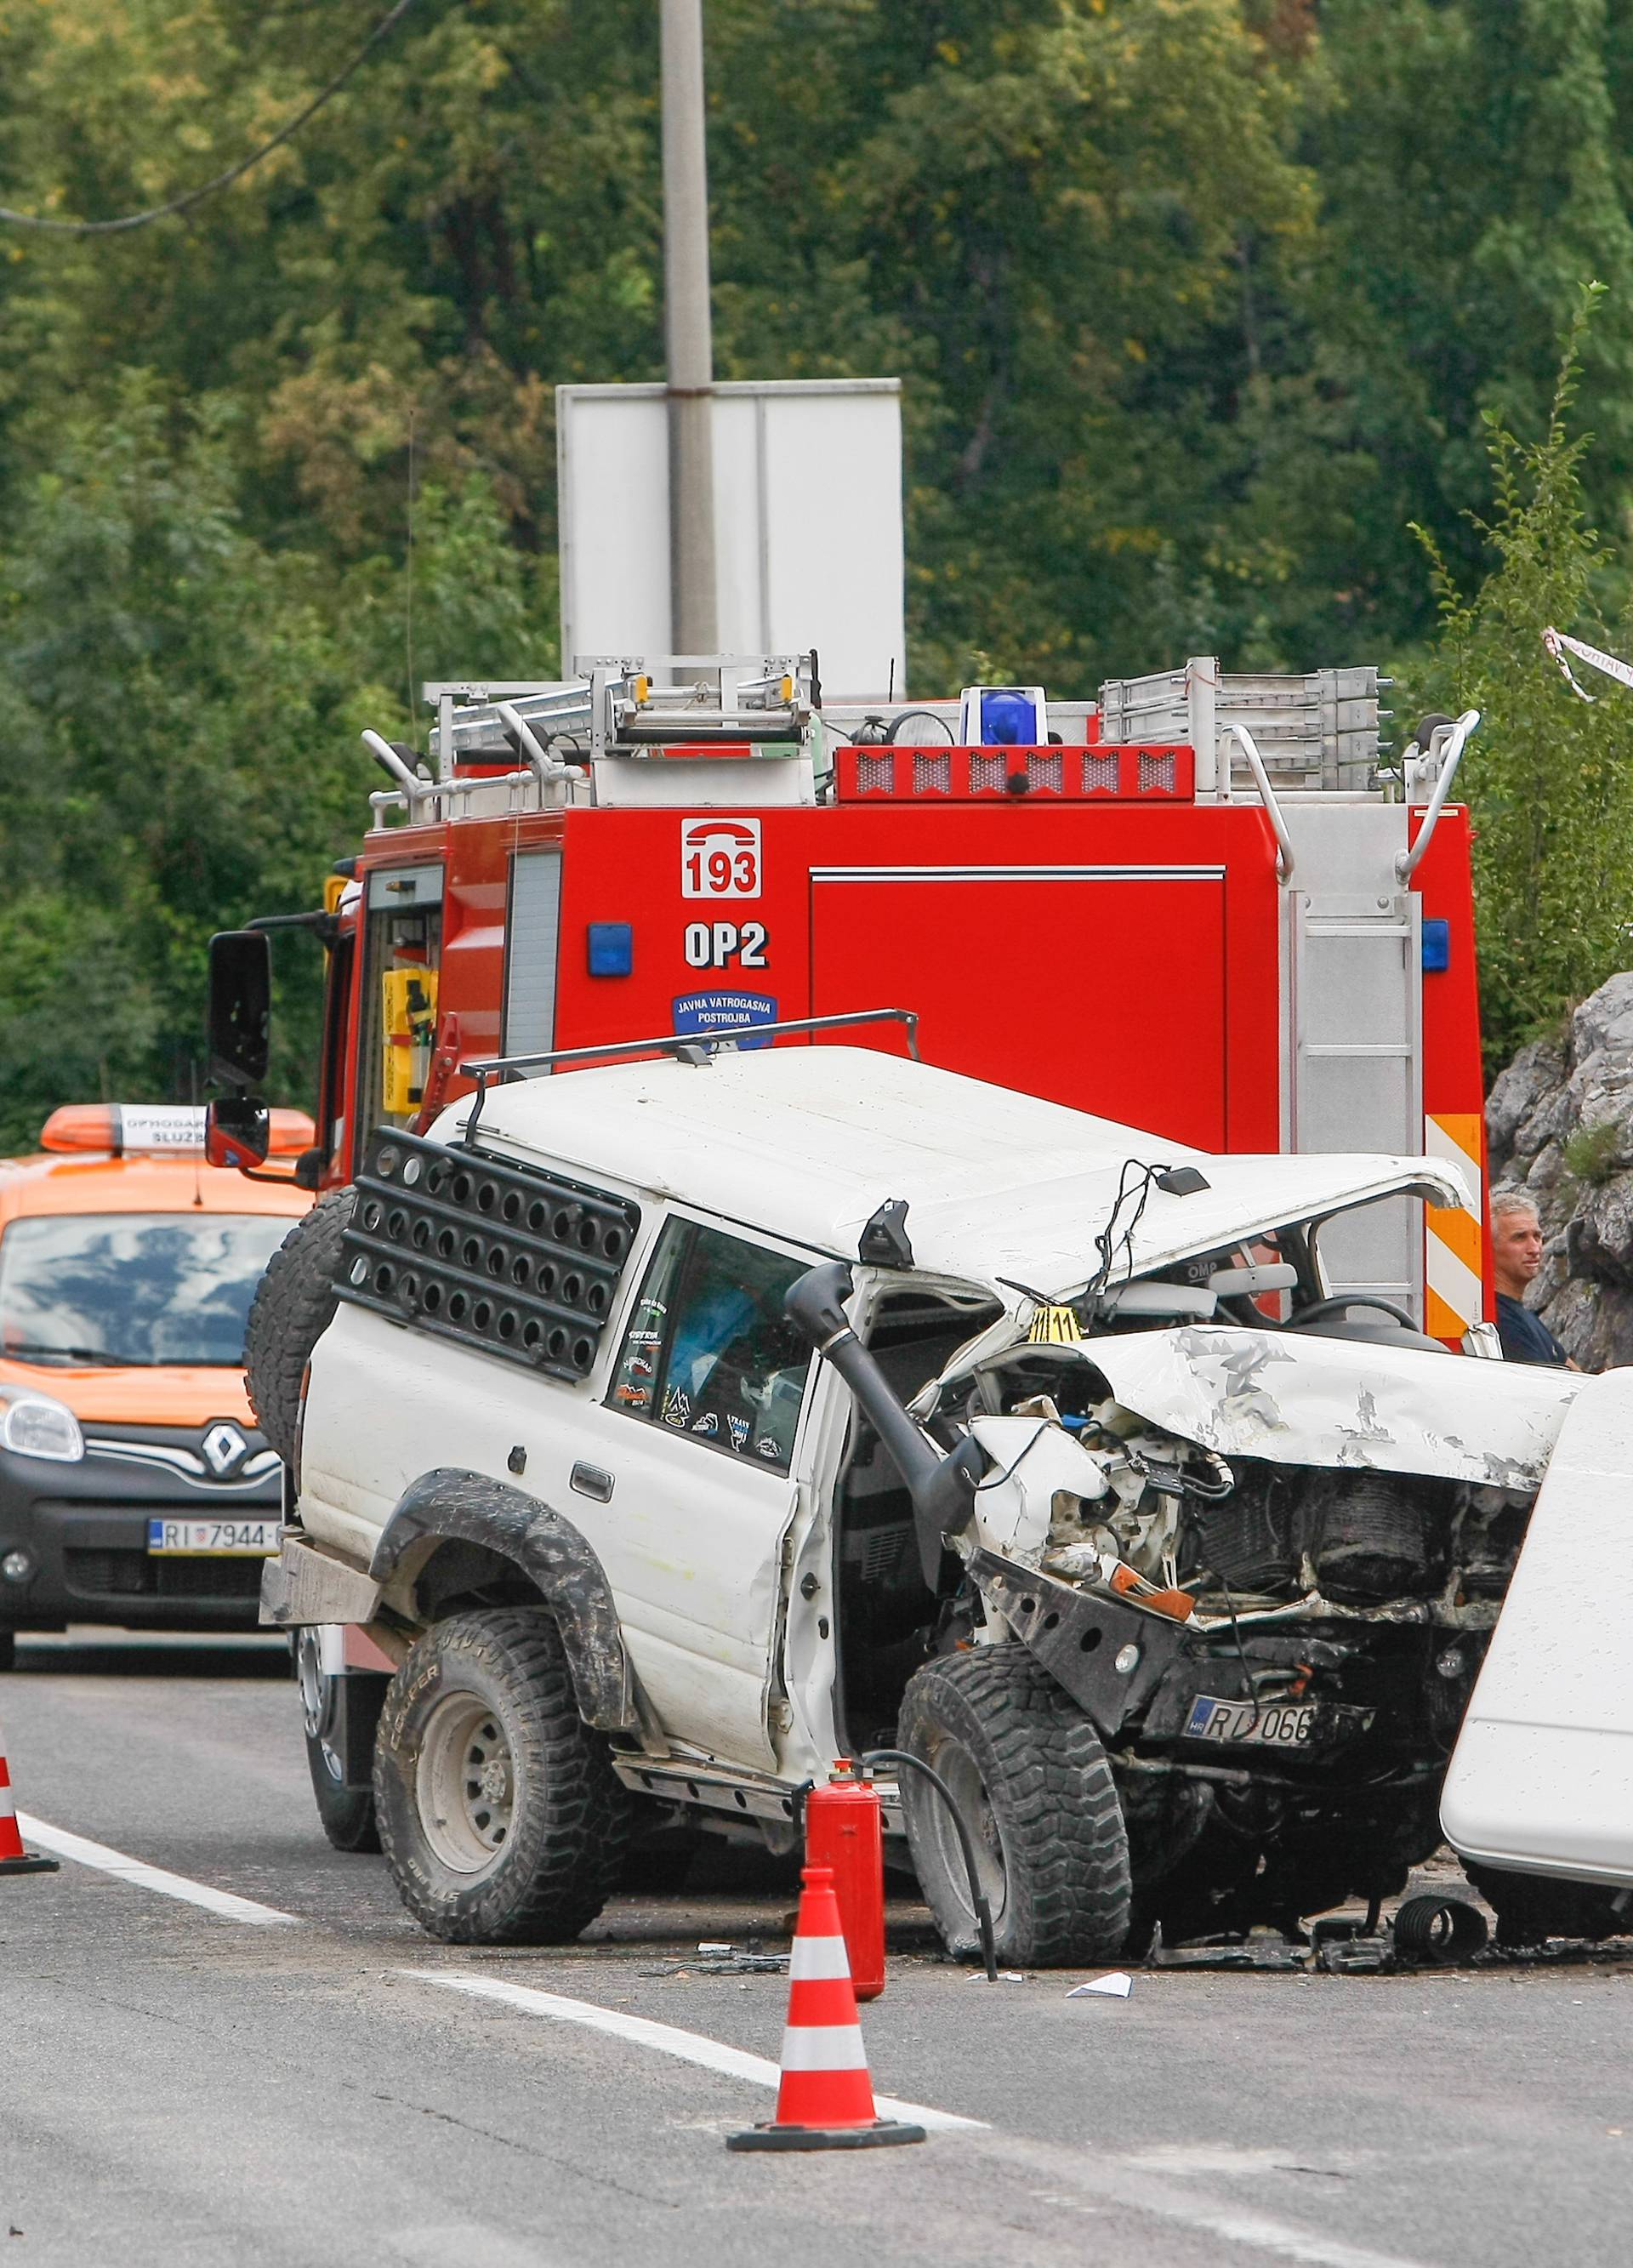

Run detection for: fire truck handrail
[[1395, 709, 1479, 883], [496, 702, 588, 786], [454, 1011, 921, 1146], [361, 730, 421, 794], [1226, 723, 1295, 881]]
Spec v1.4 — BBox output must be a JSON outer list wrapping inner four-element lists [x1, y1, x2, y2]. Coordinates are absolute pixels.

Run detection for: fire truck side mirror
[[208, 930, 271, 1088], [204, 1097, 270, 1171]]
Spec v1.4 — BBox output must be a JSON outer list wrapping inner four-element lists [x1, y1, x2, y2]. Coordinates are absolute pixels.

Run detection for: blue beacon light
[[979, 690, 1037, 746]]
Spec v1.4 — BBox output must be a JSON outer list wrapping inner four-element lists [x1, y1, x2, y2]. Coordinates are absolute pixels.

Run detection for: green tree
[[1295, 0, 1633, 643], [7, 0, 1633, 1135], [0, 375, 533, 1148], [1412, 287, 1633, 1070]]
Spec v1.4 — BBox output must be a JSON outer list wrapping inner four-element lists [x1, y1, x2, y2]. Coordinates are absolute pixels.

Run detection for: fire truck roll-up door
[[809, 862, 1232, 1149], [504, 846, 564, 1060]]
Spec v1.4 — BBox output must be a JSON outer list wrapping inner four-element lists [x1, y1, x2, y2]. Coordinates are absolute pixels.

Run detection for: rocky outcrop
[[1487, 971, 1633, 1367]]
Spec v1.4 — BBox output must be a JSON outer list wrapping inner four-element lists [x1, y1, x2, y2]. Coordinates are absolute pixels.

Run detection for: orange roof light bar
[[41, 1104, 316, 1158]]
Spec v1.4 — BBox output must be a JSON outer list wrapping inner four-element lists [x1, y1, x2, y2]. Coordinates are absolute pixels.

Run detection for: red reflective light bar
[[834, 743, 1195, 803]]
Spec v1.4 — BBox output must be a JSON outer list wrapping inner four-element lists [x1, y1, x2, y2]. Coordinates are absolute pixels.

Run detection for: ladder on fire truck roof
[[375, 651, 1399, 816], [402, 654, 818, 801]]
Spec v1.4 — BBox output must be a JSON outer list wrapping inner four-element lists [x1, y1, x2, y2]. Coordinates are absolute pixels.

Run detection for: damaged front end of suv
[[787, 1162, 1581, 1963]]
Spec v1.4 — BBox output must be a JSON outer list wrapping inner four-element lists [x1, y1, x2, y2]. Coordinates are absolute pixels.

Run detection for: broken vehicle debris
[[273, 1042, 1584, 1967]]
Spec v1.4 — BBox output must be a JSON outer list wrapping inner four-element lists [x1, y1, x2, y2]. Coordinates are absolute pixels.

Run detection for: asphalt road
[[2, 1632, 1630, 2268]]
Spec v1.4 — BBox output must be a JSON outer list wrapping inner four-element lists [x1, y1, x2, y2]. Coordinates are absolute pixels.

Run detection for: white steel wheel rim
[[295, 1629, 326, 1741], [416, 1690, 518, 1876], [923, 1734, 1009, 1932]]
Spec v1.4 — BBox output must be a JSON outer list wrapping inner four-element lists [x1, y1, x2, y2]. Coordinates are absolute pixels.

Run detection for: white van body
[[1442, 1366, 1633, 1889]]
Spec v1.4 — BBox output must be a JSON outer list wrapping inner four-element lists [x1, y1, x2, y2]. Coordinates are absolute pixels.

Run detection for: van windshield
[[0, 1213, 290, 1369]]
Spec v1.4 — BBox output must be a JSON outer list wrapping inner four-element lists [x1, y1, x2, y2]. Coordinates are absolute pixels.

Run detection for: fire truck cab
[[209, 652, 1491, 1342]]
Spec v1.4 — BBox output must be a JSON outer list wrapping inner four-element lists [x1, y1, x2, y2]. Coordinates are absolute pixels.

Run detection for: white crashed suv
[[265, 1040, 1584, 1963]]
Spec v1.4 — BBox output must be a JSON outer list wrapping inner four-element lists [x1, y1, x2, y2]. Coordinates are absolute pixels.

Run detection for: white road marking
[[15, 1812, 298, 1925], [407, 1975, 1428, 2265], [400, 1969, 987, 2132], [1013, 2140, 1434, 2268], [1129, 2206, 1431, 2268]]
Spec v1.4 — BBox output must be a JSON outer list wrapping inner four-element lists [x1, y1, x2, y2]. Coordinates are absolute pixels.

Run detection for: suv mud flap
[[371, 1470, 638, 1733], [968, 1547, 1187, 1737]]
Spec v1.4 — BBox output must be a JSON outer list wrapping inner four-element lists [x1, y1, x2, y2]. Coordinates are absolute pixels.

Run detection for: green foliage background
[[3, 0, 1633, 1140]]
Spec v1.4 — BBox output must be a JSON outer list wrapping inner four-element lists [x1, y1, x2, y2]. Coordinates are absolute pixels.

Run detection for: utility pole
[[660, 0, 718, 653]]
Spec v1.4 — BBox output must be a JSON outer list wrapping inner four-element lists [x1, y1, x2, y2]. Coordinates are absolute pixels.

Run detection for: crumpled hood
[[877, 1154, 1469, 1313], [1054, 1325, 1583, 1490]]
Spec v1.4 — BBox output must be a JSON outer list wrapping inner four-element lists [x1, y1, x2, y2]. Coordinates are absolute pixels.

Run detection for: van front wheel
[[373, 1608, 630, 1943]]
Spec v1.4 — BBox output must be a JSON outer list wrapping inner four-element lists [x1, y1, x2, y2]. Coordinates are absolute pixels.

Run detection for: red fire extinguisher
[[803, 1758, 885, 2001]]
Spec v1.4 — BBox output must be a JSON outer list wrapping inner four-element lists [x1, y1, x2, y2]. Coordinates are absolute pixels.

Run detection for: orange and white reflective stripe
[[1422, 1111, 1484, 1339], [0, 1746, 31, 1864]]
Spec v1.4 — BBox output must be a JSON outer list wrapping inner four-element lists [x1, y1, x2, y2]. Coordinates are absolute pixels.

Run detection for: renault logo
[[201, 1422, 248, 1479]]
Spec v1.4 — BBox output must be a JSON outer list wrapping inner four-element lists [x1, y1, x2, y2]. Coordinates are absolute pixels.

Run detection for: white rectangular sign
[[117, 1106, 207, 1152], [557, 379, 905, 701]]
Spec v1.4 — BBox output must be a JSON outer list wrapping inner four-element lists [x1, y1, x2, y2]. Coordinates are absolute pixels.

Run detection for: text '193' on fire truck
[[0, 1104, 312, 1667], [207, 652, 1490, 1351]]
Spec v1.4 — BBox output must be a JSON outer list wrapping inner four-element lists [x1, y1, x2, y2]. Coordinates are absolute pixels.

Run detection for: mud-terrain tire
[[373, 1608, 631, 1943], [243, 1188, 356, 1464], [897, 1644, 1131, 1967], [305, 1730, 382, 1853], [295, 1628, 382, 1854], [1464, 1862, 1629, 1948]]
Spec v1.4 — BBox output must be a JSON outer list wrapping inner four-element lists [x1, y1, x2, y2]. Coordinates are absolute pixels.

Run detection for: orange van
[[0, 1104, 311, 1667]]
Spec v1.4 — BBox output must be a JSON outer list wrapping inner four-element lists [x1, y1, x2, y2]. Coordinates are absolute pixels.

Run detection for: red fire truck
[[209, 652, 1488, 1343], [204, 652, 1490, 1849]]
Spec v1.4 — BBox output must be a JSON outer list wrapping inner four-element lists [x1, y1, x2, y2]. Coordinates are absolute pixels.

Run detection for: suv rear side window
[[608, 1222, 812, 1473]]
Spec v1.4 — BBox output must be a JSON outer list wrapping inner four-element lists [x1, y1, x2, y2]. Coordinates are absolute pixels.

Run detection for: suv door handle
[[571, 1462, 615, 1503]]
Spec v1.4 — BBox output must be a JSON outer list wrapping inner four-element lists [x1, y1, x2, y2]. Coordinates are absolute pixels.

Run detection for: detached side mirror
[[205, 1097, 270, 1171], [208, 930, 271, 1088]]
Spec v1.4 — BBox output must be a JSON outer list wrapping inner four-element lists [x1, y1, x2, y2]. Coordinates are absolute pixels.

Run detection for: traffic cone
[[0, 1722, 59, 1877], [726, 1865, 925, 2152]]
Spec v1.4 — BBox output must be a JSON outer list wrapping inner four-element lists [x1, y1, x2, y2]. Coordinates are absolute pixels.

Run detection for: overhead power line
[[0, 0, 428, 237]]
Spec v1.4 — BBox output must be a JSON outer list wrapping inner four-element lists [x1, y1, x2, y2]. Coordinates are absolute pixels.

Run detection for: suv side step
[[612, 1755, 904, 1836]]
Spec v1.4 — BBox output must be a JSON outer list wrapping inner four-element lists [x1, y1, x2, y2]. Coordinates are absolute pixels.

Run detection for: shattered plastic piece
[[1314, 1935, 1393, 1975], [1067, 1971, 1134, 1999], [691, 1940, 788, 1974], [1148, 1937, 1306, 1972]]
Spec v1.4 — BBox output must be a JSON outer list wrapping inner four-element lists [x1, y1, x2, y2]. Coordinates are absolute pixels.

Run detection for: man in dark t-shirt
[[1490, 1190, 1577, 1366]]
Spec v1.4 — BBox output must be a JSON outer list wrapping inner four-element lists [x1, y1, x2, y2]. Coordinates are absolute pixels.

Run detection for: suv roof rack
[[455, 1008, 920, 1146]]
